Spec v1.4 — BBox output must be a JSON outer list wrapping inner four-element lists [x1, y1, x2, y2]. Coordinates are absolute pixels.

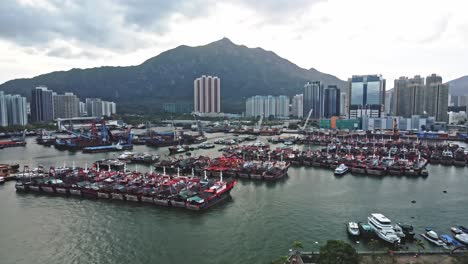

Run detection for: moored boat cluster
[[347, 213, 468, 250], [15, 165, 236, 211]]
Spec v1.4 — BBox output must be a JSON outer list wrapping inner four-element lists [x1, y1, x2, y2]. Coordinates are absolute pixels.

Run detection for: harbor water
[[1, 135, 468, 264]]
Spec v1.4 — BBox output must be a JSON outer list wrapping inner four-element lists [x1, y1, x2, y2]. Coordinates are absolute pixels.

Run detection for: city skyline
[[0, 0, 467, 86]]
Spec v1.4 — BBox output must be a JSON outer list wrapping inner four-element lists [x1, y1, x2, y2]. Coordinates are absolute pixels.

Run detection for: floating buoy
[[443, 190, 447, 193], [411, 200, 416, 203]]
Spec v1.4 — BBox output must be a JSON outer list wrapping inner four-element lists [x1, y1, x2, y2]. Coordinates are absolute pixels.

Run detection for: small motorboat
[[451, 227, 463, 234], [455, 233, 468, 245], [334, 164, 349, 176], [393, 225, 406, 238], [0, 176, 5, 185], [440, 234, 463, 247], [396, 223, 415, 240], [348, 222, 360, 236], [358, 222, 374, 238], [421, 229, 447, 247]]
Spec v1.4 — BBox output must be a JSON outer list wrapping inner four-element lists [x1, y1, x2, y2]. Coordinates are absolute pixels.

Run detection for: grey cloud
[[0, 0, 322, 56], [45, 45, 102, 59], [420, 15, 451, 43], [0, 0, 207, 53], [235, 0, 326, 17]]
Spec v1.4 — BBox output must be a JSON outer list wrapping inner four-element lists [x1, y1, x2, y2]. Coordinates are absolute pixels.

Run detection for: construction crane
[[301, 109, 313, 131]]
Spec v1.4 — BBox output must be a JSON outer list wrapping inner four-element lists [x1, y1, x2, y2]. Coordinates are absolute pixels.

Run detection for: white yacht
[[334, 164, 348, 175], [367, 213, 401, 244], [347, 222, 360, 236]]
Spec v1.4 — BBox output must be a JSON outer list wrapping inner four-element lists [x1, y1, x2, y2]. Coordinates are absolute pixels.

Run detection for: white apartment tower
[[194, 75, 221, 113]]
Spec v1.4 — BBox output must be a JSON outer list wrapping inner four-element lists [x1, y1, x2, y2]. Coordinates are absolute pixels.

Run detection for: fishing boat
[[334, 164, 348, 176], [453, 148, 467, 166], [347, 222, 360, 236], [440, 150, 454, 166], [198, 142, 215, 149], [169, 145, 190, 155]]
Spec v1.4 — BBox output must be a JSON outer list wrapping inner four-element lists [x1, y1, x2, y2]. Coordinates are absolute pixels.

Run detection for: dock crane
[[256, 114, 264, 130], [192, 114, 204, 138], [301, 109, 313, 131]]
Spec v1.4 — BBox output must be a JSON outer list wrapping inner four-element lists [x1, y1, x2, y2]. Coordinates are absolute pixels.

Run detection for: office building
[[291, 94, 304, 118], [323, 85, 340, 118], [31, 86, 54, 123], [245, 95, 289, 118], [53, 92, 80, 119], [303, 81, 324, 119], [193, 75, 221, 113], [347, 75, 386, 119]]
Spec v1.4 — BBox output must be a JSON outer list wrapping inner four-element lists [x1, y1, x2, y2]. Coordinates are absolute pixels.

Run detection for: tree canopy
[[318, 240, 359, 264]]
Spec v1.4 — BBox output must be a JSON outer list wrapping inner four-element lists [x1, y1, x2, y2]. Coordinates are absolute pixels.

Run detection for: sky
[[1, 0, 467, 86]]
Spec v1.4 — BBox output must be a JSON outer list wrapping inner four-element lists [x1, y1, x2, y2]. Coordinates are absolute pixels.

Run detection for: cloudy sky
[[1, 0, 467, 86]]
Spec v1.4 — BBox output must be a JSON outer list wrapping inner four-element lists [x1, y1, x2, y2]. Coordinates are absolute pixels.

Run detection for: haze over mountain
[[447, 76, 468, 95], [0, 38, 345, 114]]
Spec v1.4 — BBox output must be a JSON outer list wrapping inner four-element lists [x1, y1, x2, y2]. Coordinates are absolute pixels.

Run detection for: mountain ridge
[[0, 38, 346, 113]]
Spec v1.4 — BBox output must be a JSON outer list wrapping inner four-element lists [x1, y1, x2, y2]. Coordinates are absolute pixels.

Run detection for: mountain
[[0, 38, 346, 113], [448, 75, 468, 95]]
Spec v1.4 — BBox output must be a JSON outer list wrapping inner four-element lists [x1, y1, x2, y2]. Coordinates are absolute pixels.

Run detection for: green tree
[[317, 240, 359, 264], [292, 240, 304, 251], [416, 240, 425, 254], [367, 239, 379, 258], [271, 255, 288, 264]]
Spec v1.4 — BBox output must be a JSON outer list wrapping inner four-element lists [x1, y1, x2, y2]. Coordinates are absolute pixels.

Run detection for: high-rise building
[[245, 95, 289, 118], [424, 74, 448, 122], [85, 98, 103, 117], [0, 91, 28, 127], [53, 92, 80, 119], [291, 94, 304, 118], [0, 91, 7, 127], [101, 101, 116, 117], [5, 94, 28, 126], [347, 75, 386, 119], [393, 75, 425, 118], [323, 85, 340, 118], [303, 81, 324, 119], [193, 75, 221, 113], [31, 86, 54, 123], [276, 95, 289, 117], [79, 102, 87, 116], [340, 93, 347, 116]]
